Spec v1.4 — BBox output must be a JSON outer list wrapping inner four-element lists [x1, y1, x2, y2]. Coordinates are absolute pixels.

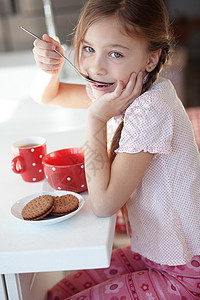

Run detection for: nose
[[89, 55, 107, 77]]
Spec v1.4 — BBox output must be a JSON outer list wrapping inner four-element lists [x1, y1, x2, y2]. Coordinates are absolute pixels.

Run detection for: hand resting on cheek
[[88, 72, 143, 122]]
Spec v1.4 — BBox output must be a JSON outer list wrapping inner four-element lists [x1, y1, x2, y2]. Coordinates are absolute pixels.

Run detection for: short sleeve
[[116, 93, 174, 154]]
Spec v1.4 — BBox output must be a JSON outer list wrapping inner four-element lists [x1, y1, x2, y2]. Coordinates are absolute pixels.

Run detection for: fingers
[[32, 34, 64, 74], [122, 72, 143, 99], [34, 34, 61, 51], [42, 34, 56, 45], [107, 72, 143, 114], [133, 72, 143, 96], [33, 50, 63, 73], [113, 72, 143, 102], [112, 80, 124, 98]]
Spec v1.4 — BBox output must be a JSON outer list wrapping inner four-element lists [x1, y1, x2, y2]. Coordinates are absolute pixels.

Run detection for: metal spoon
[[20, 26, 112, 86]]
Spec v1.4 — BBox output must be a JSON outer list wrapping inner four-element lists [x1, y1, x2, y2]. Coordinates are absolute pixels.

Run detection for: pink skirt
[[47, 246, 200, 299]]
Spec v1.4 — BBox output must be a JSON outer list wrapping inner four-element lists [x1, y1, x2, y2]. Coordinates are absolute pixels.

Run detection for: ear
[[145, 49, 162, 72]]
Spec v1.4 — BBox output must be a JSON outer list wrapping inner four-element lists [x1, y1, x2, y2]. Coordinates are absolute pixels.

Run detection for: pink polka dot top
[[116, 77, 200, 266]]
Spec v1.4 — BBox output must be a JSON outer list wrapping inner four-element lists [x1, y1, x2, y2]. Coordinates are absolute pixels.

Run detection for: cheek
[[113, 62, 139, 84], [79, 54, 88, 72], [79, 60, 85, 73], [112, 68, 129, 84]]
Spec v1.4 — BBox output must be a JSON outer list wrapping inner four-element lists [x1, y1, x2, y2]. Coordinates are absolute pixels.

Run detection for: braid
[[109, 46, 170, 163], [109, 121, 124, 163]]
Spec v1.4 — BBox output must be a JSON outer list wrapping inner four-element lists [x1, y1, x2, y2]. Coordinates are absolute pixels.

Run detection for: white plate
[[10, 191, 84, 225]]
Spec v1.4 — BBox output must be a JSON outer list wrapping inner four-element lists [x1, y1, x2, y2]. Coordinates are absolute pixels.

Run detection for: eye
[[110, 52, 123, 58], [84, 46, 95, 53]]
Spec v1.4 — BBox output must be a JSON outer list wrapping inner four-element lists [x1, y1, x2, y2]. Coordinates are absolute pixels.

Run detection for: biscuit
[[51, 194, 79, 216], [22, 195, 54, 221]]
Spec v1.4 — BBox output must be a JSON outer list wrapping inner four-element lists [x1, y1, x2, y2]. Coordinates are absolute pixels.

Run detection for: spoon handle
[[20, 26, 41, 40]]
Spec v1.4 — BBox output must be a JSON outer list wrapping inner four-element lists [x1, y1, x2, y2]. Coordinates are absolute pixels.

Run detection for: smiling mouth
[[94, 83, 114, 88], [86, 75, 114, 87]]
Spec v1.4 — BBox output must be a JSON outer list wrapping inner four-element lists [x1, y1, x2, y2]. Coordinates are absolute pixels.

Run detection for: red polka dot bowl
[[42, 148, 87, 193]]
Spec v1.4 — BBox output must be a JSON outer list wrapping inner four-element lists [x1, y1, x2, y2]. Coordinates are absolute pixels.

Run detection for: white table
[[0, 96, 116, 300]]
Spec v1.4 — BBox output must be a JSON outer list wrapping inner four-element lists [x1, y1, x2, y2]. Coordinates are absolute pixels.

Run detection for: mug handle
[[11, 155, 25, 174]]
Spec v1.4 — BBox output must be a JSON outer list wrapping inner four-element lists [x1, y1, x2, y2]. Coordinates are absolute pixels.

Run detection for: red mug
[[11, 136, 47, 182]]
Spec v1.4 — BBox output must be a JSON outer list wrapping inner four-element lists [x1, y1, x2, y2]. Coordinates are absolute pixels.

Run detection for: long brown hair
[[73, 0, 173, 162]]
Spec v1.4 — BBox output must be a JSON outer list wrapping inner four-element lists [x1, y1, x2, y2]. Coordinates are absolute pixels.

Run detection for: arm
[[85, 112, 153, 217], [30, 34, 91, 108], [85, 72, 153, 216]]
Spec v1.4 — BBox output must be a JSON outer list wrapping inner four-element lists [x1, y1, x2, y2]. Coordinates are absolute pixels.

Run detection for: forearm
[[30, 70, 91, 108], [85, 111, 112, 216], [30, 70, 60, 104], [85, 113, 153, 218]]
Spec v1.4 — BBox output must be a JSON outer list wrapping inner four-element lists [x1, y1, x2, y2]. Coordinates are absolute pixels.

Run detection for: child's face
[[80, 16, 152, 99]]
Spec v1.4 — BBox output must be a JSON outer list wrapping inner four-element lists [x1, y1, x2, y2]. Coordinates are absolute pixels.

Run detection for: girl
[[32, 0, 200, 299]]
